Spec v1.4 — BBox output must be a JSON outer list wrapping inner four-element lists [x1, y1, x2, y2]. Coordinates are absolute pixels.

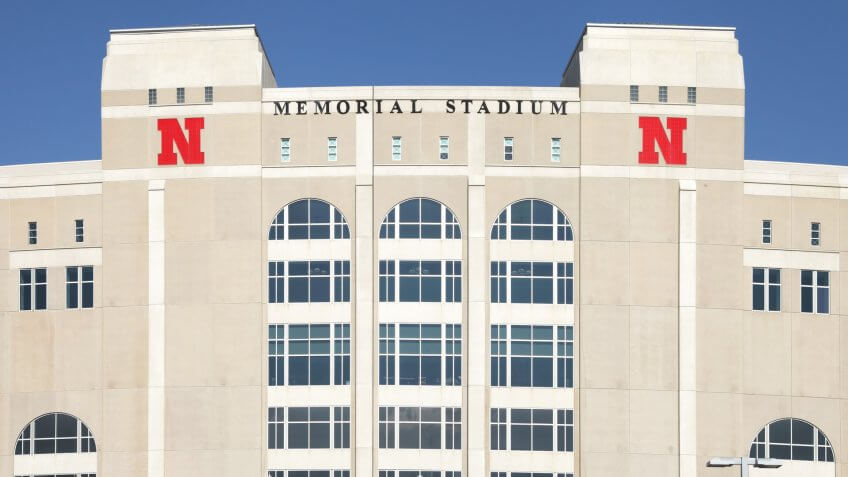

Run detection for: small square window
[[204, 86, 213, 103], [658, 86, 668, 103], [391, 136, 402, 161], [176, 87, 185, 104], [551, 138, 562, 163], [439, 136, 449, 160], [28, 222, 37, 245], [687, 87, 697, 104], [630, 85, 639, 102], [762, 219, 771, 244], [504, 137, 514, 161], [328, 137, 338, 162], [280, 138, 291, 162], [148, 88, 157, 105], [75, 219, 84, 243], [811, 222, 820, 246]]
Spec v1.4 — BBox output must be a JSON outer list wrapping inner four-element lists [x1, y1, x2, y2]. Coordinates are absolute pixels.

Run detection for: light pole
[[707, 457, 782, 477]]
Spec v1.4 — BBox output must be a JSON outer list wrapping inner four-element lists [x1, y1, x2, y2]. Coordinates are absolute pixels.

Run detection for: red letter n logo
[[157, 118, 205, 165], [638, 116, 687, 165]]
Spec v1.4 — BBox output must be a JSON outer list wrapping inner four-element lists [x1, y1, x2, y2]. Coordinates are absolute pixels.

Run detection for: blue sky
[[0, 0, 845, 166]]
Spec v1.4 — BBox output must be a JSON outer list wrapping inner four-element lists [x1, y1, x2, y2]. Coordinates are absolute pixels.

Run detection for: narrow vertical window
[[75, 219, 84, 243], [19, 268, 46, 311], [328, 137, 338, 162], [630, 85, 639, 102], [204, 86, 213, 103], [551, 137, 561, 162], [176, 87, 185, 104], [28, 221, 37, 245], [504, 137, 514, 161], [148, 88, 157, 105], [801, 270, 829, 314], [391, 136, 402, 161], [762, 219, 771, 244], [658, 86, 668, 103], [811, 222, 820, 246], [66, 266, 94, 309], [439, 136, 449, 160], [687, 86, 697, 104], [280, 138, 291, 162]]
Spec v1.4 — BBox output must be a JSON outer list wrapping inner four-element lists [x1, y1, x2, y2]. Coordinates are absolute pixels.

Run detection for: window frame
[[204, 86, 213, 103], [749, 418, 834, 462], [752, 267, 780, 312], [268, 260, 350, 304], [811, 222, 821, 246], [378, 406, 453, 450], [490, 199, 573, 242], [491, 324, 573, 388], [15, 413, 96, 456], [148, 88, 157, 105], [801, 270, 829, 314], [392, 136, 402, 161], [658, 86, 668, 103], [378, 323, 461, 386], [378, 260, 461, 304], [489, 407, 572, 452], [28, 221, 37, 245], [176, 87, 185, 104], [267, 406, 350, 450], [75, 219, 84, 243], [280, 137, 291, 162], [439, 136, 449, 160], [629, 85, 639, 102], [268, 324, 350, 386], [269, 199, 350, 241], [379, 198, 461, 240], [687, 86, 697, 104], [66, 265, 94, 309], [503, 137, 514, 161], [19, 268, 47, 311], [550, 137, 561, 163], [490, 261, 573, 304], [328, 137, 338, 162], [762, 219, 772, 244]]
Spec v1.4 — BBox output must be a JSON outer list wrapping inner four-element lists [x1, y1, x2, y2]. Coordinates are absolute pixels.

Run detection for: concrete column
[[679, 179, 697, 477], [147, 179, 165, 477]]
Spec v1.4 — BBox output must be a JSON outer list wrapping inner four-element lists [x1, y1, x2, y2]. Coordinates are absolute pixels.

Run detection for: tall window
[[491, 199, 573, 241], [66, 266, 94, 309], [280, 138, 291, 162], [176, 87, 185, 104], [20, 268, 47, 311], [28, 221, 37, 245], [491, 325, 573, 388], [811, 222, 820, 246], [327, 137, 338, 161], [658, 86, 668, 103], [148, 88, 157, 105], [15, 413, 96, 455], [268, 261, 350, 303], [379, 198, 461, 240], [752, 268, 780, 312], [269, 199, 350, 240], [439, 136, 449, 160], [490, 261, 573, 304], [801, 270, 828, 314], [749, 418, 833, 462], [551, 138, 561, 162], [687, 86, 697, 104], [762, 219, 771, 244], [630, 85, 639, 102], [392, 136, 402, 161], [503, 137, 514, 161], [268, 324, 350, 386], [378, 407, 457, 450], [75, 219, 84, 243], [378, 323, 461, 386], [490, 408, 572, 452], [267, 406, 350, 449], [204, 86, 213, 103]]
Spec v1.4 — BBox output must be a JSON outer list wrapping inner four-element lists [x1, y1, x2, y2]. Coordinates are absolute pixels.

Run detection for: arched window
[[14, 412, 97, 477], [269, 198, 350, 240], [380, 198, 460, 240], [749, 418, 834, 462], [491, 199, 572, 241]]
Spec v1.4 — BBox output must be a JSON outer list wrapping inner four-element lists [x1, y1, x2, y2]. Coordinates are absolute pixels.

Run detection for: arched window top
[[750, 418, 834, 463], [269, 198, 350, 241], [491, 199, 573, 242], [15, 412, 96, 456], [380, 198, 461, 240]]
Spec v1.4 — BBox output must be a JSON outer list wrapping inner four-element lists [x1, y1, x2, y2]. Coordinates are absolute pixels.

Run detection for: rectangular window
[[439, 136, 449, 160], [687, 86, 697, 104], [271, 472, 351, 477], [551, 138, 561, 163], [762, 219, 772, 244], [176, 87, 185, 104], [148, 88, 157, 105], [658, 86, 668, 103], [66, 266, 94, 309], [280, 138, 291, 162], [491, 408, 507, 450], [490, 408, 571, 452], [379, 406, 396, 449], [328, 137, 338, 162], [445, 407, 461, 450], [399, 407, 441, 449], [630, 85, 639, 102], [378, 259, 461, 303], [504, 137, 514, 161], [392, 136, 402, 161], [490, 261, 573, 304], [752, 268, 780, 312], [379, 323, 461, 386], [204, 86, 213, 103], [811, 222, 820, 246], [267, 323, 350, 386], [267, 260, 350, 303], [491, 325, 573, 388], [19, 268, 47, 311], [75, 219, 84, 243], [267, 406, 349, 449], [801, 270, 829, 314], [28, 221, 37, 245], [491, 474, 572, 477]]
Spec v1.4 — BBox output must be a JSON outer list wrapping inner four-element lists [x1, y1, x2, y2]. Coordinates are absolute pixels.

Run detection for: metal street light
[[707, 457, 782, 477]]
